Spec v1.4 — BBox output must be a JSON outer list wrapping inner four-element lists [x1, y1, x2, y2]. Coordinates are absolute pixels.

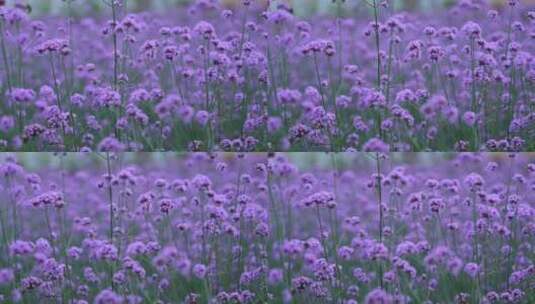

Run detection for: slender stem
[[0, 20, 12, 92], [336, 1, 343, 88], [106, 153, 114, 244], [504, 158, 514, 290], [330, 154, 342, 302], [376, 153, 383, 244], [371, 1, 384, 140], [44, 207, 57, 259], [372, 0, 382, 88], [385, 34, 394, 104], [0, 207, 10, 261], [471, 191, 481, 302], [469, 38, 479, 149], [6, 177, 18, 241], [111, 0, 119, 90], [105, 152, 116, 291], [375, 152, 384, 289], [504, 5, 514, 61], [313, 54, 326, 108], [15, 23, 23, 87], [200, 194, 207, 265], [267, 171, 282, 242], [49, 55, 63, 112], [503, 5, 515, 140], [315, 206, 326, 249]]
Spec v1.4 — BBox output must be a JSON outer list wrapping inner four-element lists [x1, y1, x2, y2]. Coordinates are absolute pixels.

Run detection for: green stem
[[372, 0, 382, 88], [0, 207, 10, 262], [0, 20, 12, 92], [106, 152, 116, 291], [111, 0, 119, 90], [375, 153, 384, 289]]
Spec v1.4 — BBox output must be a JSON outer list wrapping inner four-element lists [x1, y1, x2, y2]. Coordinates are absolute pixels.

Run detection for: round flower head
[[464, 262, 479, 279], [462, 111, 477, 127], [192, 264, 207, 279], [194, 21, 215, 39], [10, 88, 36, 104], [365, 289, 393, 304], [94, 289, 124, 304], [98, 137, 126, 152], [462, 21, 482, 39], [464, 173, 485, 191], [363, 138, 390, 152]]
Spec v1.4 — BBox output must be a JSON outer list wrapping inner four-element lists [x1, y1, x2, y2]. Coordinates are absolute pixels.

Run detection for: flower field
[[0, 0, 534, 151], [0, 152, 533, 303], [1, 0, 535, 302]]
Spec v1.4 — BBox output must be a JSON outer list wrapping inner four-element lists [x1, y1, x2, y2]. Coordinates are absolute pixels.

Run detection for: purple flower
[[192, 264, 207, 279], [193, 21, 215, 39], [98, 137, 126, 152], [10, 240, 34, 256], [300, 191, 336, 209], [462, 21, 482, 39], [464, 262, 480, 279], [195, 111, 210, 126], [363, 138, 390, 152], [21, 276, 42, 292], [462, 111, 477, 127], [10, 88, 35, 104], [35, 38, 70, 55], [0, 269, 14, 285], [94, 289, 124, 304], [267, 268, 283, 285], [365, 289, 393, 304]]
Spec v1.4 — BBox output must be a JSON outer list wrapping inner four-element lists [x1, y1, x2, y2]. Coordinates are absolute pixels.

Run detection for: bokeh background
[[2, 153, 534, 172], [4, 0, 533, 16]]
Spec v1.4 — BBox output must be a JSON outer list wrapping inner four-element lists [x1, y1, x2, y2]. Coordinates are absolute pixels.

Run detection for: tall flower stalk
[[374, 152, 384, 289], [0, 17, 12, 92], [104, 152, 116, 291], [108, 0, 120, 90], [366, 0, 384, 140]]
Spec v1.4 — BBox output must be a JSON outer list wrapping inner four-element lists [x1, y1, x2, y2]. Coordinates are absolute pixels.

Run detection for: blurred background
[[1, 153, 531, 171], [3, 0, 531, 16]]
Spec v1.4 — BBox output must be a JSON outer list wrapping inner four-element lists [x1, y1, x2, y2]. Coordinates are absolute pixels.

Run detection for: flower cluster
[[0, 1, 533, 151], [0, 152, 533, 303]]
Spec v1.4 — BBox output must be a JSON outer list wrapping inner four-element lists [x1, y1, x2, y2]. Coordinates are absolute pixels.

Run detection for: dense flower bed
[[0, 0, 533, 151], [0, 152, 533, 303]]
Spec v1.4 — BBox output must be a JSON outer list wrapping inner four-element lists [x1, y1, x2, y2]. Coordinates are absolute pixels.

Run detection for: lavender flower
[[0, 1, 531, 151]]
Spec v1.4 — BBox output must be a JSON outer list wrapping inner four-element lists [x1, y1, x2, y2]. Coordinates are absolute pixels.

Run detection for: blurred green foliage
[[1, 152, 462, 171], [4, 0, 460, 16]]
